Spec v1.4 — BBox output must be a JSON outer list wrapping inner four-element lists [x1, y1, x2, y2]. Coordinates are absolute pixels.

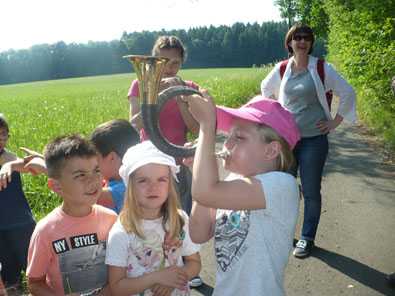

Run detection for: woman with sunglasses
[[261, 23, 357, 258]]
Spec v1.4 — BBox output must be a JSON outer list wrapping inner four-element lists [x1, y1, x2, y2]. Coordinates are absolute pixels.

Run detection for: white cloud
[[1, 0, 281, 51]]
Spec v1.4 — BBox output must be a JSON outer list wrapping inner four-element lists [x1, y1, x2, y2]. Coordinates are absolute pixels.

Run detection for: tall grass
[[0, 67, 270, 220]]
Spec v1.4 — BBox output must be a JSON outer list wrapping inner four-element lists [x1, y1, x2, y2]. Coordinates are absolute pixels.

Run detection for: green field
[[0, 67, 270, 220]]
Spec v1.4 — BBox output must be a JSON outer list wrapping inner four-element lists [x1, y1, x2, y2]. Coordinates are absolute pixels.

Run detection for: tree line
[[0, 21, 326, 85]]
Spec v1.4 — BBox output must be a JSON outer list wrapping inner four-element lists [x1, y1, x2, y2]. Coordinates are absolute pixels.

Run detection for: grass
[[0, 66, 271, 220]]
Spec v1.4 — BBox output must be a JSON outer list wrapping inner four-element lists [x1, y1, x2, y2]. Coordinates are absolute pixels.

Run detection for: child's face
[[159, 48, 183, 78], [0, 128, 9, 151], [52, 156, 102, 208], [224, 119, 271, 176], [97, 151, 121, 180], [132, 163, 170, 217]]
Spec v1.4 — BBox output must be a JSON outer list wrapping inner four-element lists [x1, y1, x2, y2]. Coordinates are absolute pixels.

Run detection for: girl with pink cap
[[185, 93, 301, 296]]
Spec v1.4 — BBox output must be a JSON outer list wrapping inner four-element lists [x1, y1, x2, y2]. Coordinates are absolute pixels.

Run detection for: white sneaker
[[189, 276, 203, 288]]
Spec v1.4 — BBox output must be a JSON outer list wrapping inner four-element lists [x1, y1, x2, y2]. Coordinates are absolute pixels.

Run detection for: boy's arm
[[24, 156, 47, 175], [19, 147, 47, 175], [0, 156, 48, 190], [28, 276, 56, 296]]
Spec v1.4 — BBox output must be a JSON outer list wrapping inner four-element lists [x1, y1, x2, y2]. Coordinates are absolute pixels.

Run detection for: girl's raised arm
[[189, 202, 216, 243], [185, 93, 267, 211]]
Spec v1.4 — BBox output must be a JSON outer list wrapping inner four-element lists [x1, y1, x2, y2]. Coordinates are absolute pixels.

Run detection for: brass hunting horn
[[124, 55, 202, 158]]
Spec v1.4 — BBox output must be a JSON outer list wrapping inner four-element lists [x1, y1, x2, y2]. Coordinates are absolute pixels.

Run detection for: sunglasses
[[293, 34, 313, 42]]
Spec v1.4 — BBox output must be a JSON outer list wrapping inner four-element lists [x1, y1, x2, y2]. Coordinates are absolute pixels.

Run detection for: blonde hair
[[257, 124, 295, 172], [119, 170, 185, 240]]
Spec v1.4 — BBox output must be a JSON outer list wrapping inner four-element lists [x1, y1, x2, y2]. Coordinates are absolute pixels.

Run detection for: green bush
[[325, 0, 395, 148]]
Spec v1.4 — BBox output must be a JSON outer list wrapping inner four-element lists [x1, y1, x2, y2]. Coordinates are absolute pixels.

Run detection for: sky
[[1, 0, 281, 52]]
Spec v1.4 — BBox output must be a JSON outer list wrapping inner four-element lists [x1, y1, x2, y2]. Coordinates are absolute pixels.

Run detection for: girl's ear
[[48, 178, 62, 194], [264, 141, 281, 160], [110, 151, 122, 164], [108, 151, 117, 160]]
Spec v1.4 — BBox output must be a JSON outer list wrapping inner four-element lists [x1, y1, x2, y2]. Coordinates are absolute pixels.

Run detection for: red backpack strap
[[279, 59, 289, 79], [317, 59, 333, 110], [317, 59, 325, 86]]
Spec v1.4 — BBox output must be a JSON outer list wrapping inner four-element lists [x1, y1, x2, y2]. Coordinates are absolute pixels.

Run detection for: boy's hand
[[151, 284, 173, 296], [156, 266, 188, 289], [24, 157, 47, 175], [20, 147, 44, 159]]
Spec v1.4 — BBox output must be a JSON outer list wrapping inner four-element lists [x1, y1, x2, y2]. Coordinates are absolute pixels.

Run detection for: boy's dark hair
[[44, 134, 97, 178], [0, 114, 9, 133], [152, 35, 187, 62], [285, 23, 315, 55], [90, 119, 139, 158]]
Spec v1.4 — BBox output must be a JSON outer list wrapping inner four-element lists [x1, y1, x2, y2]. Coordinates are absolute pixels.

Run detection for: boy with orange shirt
[[26, 135, 117, 296]]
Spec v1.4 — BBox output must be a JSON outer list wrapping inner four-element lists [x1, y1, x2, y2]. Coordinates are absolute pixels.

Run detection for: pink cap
[[216, 96, 301, 149]]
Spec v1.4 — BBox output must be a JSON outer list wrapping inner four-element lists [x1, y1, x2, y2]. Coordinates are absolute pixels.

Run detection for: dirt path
[[192, 122, 395, 296]]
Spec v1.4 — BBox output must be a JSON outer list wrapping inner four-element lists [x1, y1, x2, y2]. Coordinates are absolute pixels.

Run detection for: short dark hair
[[90, 119, 139, 158], [44, 134, 97, 178], [152, 35, 187, 62], [285, 23, 315, 55], [0, 114, 9, 133]]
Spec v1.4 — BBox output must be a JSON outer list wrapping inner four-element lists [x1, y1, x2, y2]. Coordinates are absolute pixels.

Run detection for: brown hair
[[44, 134, 97, 178], [0, 114, 9, 133], [90, 119, 139, 158], [257, 125, 295, 172], [120, 170, 185, 240], [285, 23, 315, 55], [152, 35, 187, 62]]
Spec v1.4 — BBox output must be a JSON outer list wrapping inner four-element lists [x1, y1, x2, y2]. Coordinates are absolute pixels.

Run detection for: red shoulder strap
[[317, 59, 325, 86], [279, 59, 289, 79]]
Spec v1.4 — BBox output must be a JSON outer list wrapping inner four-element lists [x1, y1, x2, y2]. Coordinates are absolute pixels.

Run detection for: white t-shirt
[[105, 210, 200, 296], [213, 171, 299, 296]]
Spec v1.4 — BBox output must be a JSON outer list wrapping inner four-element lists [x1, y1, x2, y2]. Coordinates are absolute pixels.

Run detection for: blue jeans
[[291, 134, 328, 241]]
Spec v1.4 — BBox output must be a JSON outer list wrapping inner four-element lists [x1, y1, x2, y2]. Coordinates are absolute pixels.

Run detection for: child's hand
[[20, 147, 43, 159], [159, 77, 183, 92], [0, 163, 12, 191], [151, 284, 174, 296], [184, 90, 216, 127], [0, 156, 38, 190], [24, 157, 47, 175], [156, 266, 188, 289]]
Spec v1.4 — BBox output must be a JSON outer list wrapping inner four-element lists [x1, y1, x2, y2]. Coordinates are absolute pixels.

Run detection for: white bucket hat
[[119, 141, 179, 187]]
